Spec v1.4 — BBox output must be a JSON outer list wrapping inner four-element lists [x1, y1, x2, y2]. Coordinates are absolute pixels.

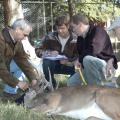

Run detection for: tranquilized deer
[[24, 85, 120, 120]]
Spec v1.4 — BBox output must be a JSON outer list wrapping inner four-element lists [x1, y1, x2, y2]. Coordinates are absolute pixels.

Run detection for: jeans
[[67, 55, 107, 86], [43, 59, 75, 88], [4, 60, 25, 94]]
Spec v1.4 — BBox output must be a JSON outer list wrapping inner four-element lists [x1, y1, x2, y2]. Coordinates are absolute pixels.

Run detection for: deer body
[[59, 102, 112, 120], [24, 86, 120, 120]]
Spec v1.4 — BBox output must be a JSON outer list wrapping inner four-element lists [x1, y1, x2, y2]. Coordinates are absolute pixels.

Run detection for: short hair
[[55, 14, 70, 27], [11, 18, 32, 31], [71, 13, 89, 25]]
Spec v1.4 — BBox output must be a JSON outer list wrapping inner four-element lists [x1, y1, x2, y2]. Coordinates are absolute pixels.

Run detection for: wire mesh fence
[[0, 2, 4, 31], [22, 1, 56, 44], [0, 0, 120, 53], [0, 1, 56, 45]]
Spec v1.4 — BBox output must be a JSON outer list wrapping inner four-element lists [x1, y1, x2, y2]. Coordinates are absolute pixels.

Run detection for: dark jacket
[[35, 31, 78, 62], [0, 27, 40, 87], [77, 25, 117, 69]]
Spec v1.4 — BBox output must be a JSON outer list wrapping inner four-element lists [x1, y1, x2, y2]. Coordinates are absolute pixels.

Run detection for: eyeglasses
[[23, 33, 29, 37], [20, 28, 29, 37]]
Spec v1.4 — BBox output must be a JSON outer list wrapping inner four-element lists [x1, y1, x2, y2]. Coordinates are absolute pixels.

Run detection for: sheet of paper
[[43, 54, 68, 60]]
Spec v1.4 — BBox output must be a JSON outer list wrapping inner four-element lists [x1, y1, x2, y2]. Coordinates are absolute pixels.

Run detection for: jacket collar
[[53, 31, 74, 43], [85, 24, 96, 37], [2, 27, 15, 45]]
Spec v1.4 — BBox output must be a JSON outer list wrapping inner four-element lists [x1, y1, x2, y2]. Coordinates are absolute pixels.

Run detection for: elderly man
[[67, 13, 117, 86], [0, 19, 40, 100], [4, 38, 43, 95]]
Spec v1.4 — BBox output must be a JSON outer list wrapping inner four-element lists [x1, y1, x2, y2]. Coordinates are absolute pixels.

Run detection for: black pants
[[42, 59, 75, 88]]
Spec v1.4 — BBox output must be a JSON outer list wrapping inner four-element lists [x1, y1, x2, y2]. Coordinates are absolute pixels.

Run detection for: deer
[[24, 83, 120, 120], [22, 67, 120, 120]]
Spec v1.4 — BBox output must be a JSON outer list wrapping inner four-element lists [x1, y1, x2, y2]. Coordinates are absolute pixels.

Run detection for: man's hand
[[31, 79, 38, 87], [50, 50, 59, 57], [17, 81, 29, 91], [74, 59, 82, 72], [42, 50, 59, 57], [74, 59, 81, 69], [60, 59, 68, 64], [106, 58, 115, 79]]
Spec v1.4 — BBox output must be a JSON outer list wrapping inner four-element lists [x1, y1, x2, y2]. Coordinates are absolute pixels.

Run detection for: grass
[[0, 76, 76, 120], [54, 74, 70, 87], [0, 91, 75, 120], [0, 102, 73, 120]]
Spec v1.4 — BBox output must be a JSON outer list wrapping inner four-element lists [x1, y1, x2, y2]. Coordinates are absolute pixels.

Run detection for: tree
[[67, 0, 76, 20], [3, 0, 23, 26], [2, 0, 120, 38], [3, 0, 11, 26], [53, 0, 120, 22], [74, 0, 120, 22]]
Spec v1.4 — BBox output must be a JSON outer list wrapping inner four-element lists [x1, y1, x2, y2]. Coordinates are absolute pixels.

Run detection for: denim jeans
[[4, 60, 25, 94], [43, 59, 75, 88], [4, 59, 43, 94], [67, 55, 107, 86]]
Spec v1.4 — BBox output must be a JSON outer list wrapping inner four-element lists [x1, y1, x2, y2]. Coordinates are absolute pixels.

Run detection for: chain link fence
[[0, 1, 120, 53], [0, 1, 56, 45], [0, 2, 4, 31]]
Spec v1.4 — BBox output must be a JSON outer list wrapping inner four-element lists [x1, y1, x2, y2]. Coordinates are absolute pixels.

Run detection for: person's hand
[[50, 50, 59, 57], [105, 58, 115, 79], [17, 81, 29, 91], [42, 50, 59, 57], [74, 59, 81, 69], [42, 50, 51, 57], [28, 80, 38, 90], [31, 79, 38, 87], [60, 59, 68, 64], [74, 59, 82, 72]]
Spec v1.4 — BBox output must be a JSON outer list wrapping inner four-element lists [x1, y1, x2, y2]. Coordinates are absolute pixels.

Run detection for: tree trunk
[[3, 0, 11, 26], [3, 0, 23, 26], [67, 0, 76, 21]]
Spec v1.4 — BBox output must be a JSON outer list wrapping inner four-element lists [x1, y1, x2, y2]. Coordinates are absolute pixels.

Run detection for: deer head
[[24, 67, 54, 108], [24, 74, 53, 108]]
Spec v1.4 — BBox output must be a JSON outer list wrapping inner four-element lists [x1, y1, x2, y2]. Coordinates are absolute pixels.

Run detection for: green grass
[[0, 102, 49, 120], [0, 101, 75, 120], [54, 74, 70, 87]]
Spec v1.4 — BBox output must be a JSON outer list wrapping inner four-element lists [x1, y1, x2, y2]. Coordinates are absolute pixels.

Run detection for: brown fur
[[25, 85, 120, 120]]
